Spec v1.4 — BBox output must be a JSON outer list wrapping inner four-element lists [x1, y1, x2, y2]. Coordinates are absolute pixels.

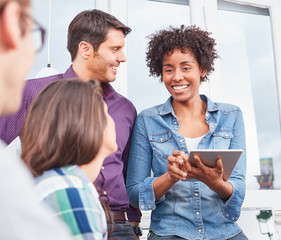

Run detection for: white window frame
[[197, 0, 281, 120]]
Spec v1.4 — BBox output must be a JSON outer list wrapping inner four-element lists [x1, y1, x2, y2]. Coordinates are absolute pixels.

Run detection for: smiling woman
[[126, 25, 248, 240]]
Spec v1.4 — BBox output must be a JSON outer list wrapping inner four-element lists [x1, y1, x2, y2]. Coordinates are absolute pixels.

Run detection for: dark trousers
[[108, 221, 136, 240]]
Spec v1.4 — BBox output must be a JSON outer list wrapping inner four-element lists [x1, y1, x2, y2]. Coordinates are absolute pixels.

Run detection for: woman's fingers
[[194, 155, 208, 175], [167, 155, 187, 180]]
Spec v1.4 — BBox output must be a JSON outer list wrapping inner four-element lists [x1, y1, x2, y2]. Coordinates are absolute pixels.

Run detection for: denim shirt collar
[[159, 97, 175, 116], [159, 94, 220, 117]]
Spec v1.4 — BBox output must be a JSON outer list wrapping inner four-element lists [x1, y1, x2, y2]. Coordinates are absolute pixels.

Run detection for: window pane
[[218, 5, 281, 189], [30, 0, 95, 78], [127, 0, 190, 112]]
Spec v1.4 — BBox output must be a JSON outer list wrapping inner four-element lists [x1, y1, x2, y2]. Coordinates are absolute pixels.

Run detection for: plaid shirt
[[35, 165, 107, 240]]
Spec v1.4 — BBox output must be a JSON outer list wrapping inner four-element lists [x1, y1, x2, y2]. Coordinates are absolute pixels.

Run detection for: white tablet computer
[[188, 149, 243, 181]]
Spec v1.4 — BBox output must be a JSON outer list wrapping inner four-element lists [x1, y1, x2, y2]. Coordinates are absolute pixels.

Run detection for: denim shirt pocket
[[149, 131, 174, 172], [212, 129, 233, 149]]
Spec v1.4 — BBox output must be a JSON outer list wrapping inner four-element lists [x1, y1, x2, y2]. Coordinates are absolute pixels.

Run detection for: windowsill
[[243, 189, 281, 210]]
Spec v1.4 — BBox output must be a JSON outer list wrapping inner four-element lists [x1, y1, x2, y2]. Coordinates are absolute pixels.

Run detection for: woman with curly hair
[[126, 25, 247, 240]]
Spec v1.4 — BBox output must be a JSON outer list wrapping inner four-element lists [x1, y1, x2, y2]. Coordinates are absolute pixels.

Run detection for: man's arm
[[123, 127, 142, 223], [0, 76, 61, 145], [0, 89, 30, 144], [122, 109, 142, 239]]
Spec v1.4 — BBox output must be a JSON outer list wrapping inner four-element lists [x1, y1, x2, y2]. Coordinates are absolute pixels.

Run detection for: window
[[29, 0, 95, 78], [127, 0, 190, 112], [218, 1, 281, 189]]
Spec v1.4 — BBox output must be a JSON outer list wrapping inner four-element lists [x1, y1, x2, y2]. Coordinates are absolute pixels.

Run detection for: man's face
[[1, 5, 36, 115], [88, 28, 126, 82]]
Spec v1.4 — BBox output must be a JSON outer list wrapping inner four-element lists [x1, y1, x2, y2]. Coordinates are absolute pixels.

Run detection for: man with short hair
[[0, 9, 141, 240], [0, 0, 72, 239]]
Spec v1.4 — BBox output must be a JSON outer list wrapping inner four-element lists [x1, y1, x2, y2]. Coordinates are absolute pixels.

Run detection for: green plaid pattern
[[35, 165, 107, 240]]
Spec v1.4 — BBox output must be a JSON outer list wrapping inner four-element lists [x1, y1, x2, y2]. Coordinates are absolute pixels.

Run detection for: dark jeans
[[148, 232, 185, 240], [148, 230, 248, 240], [108, 221, 136, 240], [228, 231, 248, 240]]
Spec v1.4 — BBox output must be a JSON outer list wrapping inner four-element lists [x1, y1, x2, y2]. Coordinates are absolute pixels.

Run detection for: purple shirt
[[0, 65, 141, 222]]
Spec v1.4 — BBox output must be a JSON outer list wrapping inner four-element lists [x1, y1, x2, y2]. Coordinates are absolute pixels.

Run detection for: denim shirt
[[126, 95, 246, 240]]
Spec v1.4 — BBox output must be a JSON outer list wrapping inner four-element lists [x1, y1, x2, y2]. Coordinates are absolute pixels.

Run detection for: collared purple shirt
[[0, 65, 141, 222]]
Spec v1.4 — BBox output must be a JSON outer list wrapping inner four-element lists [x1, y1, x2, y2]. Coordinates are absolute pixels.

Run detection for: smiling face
[[88, 28, 126, 82], [162, 48, 206, 105]]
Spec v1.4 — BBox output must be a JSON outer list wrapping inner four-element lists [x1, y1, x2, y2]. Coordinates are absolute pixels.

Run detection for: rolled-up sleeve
[[220, 109, 246, 221], [126, 114, 161, 211]]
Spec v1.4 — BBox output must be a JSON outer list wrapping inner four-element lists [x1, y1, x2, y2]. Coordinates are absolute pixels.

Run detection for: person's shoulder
[[35, 167, 85, 200], [213, 101, 241, 114], [114, 91, 136, 110], [0, 141, 31, 179], [35, 168, 59, 183], [36, 167, 85, 188], [24, 74, 64, 96], [204, 95, 241, 114], [138, 103, 165, 117]]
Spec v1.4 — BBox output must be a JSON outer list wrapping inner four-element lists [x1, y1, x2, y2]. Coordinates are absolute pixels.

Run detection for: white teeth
[[112, 67, 118, 70], [173, 85, 189, 90]]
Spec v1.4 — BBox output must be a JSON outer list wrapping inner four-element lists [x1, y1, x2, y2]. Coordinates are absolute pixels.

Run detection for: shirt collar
[[101, 82, 115, 99], [159, 94, 219, 116], [62, 65, 78, 79], [201, 94, 220, 113], [63, 165, 91, 184], [159, 97, 175, 116], [62, 65, 115, 99]]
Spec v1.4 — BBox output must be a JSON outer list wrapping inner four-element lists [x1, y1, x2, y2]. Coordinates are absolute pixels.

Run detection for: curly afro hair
[[146, 25, 218, 82]]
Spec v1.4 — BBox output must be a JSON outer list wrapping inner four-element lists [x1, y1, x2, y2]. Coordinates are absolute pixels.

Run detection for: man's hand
[[130, 222, 141, 240]]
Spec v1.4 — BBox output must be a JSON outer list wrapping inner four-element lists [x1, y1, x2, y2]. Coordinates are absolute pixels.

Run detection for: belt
[[108, 211, 126, 223]]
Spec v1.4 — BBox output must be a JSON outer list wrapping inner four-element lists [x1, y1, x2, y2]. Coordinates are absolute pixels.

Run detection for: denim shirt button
[[195, 193, 198, 197], [174, 121, 177, 125], [232, 217, 235, 220], [196, 212, 199, 215], [226, 214, 229, 217], [160, 138, 163, 142], [180, 139, 183, 143], [141, 205, 144, 210], [198, 229, 202, 233]]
